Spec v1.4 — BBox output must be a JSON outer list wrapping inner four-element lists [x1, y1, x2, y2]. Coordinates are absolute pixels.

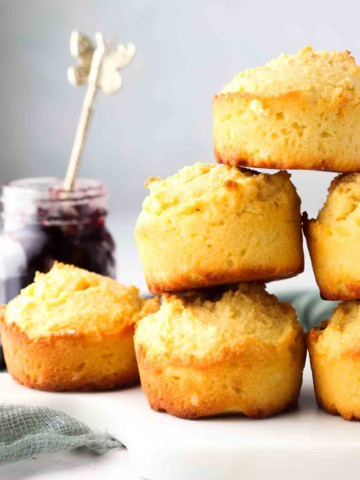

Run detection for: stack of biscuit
[[306, 175, 360, 420], [135, 165, 306, 419], [135, 46, 360, 420], [137, 49, 322, 420], [213, 46, 360, 421]]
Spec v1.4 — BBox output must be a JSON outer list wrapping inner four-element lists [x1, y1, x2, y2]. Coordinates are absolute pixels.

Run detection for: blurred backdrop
[[1, 0, 359, 290]]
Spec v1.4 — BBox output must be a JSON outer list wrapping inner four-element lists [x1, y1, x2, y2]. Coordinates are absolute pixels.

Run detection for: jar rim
[[3, 177, 107, 203]]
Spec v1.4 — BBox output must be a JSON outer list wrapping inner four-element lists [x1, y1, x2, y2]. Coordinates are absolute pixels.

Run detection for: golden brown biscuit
[[304, 173, 360, 300], [0, 263, 159, 391], [135, 283, 306, 419], [135, 163, 303, 294], [308, 301, 360, 420], [213, 47, 360, 172]]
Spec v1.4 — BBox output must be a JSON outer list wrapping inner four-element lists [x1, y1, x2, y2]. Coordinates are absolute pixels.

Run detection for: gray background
[[0, 0, 358, 290]]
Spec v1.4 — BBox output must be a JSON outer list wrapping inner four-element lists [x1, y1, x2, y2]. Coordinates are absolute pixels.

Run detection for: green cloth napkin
[[277, 289, 338, 332], [0, 404, 121, 465]]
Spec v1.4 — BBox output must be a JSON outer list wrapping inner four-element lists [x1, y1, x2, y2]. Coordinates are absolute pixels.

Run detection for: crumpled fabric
[[277, 289, 337, 332], [0, 403, 121, 465]]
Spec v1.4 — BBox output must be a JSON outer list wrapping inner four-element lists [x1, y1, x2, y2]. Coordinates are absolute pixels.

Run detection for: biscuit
[[304, 173, 360, 300], [308, 301, 360, 420], [135, 163, 303, 294], [0, 263, 159, 391], [135, 283, 306, 419], [213, 47, 360, 172]]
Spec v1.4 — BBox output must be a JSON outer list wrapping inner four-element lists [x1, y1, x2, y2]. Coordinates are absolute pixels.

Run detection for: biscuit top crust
[[221, 46, 360, 102], [140, 163, 299, 217], [5, 262, 159, 339], [135, 283, 302, 363], [313, 301, 360, 355], [316, 173, 360, 225]]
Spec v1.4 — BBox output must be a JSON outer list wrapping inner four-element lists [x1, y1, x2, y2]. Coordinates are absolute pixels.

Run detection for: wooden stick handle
[[64, 33, 106, 191]]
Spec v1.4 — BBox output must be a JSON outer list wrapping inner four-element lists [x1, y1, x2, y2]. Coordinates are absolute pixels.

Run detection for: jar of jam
[[0, 176, 116, 303], [0, 177, 113, 368]]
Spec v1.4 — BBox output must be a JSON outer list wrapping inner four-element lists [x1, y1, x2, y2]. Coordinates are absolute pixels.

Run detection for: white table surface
[[1, 447, 138, 480], [1, 361, 360, 480], [0, 370, 141, 480]]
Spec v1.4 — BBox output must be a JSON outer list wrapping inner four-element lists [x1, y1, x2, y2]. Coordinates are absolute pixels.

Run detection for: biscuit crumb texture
[[136, 283, 301, 362], [222, 47, 360, 99], [5, 262, 153, 339]]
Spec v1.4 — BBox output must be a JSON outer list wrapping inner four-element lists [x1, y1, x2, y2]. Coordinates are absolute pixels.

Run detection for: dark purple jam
[[13, 210, 114, 283], [0, 178, 116, 369]]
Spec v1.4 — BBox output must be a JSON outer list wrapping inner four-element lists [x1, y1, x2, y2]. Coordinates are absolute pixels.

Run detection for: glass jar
[[0, 177, 116, 305]]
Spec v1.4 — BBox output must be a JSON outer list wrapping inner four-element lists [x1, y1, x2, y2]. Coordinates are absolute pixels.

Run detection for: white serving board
[[1, 359, 360, 480]]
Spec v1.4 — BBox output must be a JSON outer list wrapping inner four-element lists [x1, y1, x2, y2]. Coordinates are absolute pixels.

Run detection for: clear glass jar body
[[0, 177, 116, 305]]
